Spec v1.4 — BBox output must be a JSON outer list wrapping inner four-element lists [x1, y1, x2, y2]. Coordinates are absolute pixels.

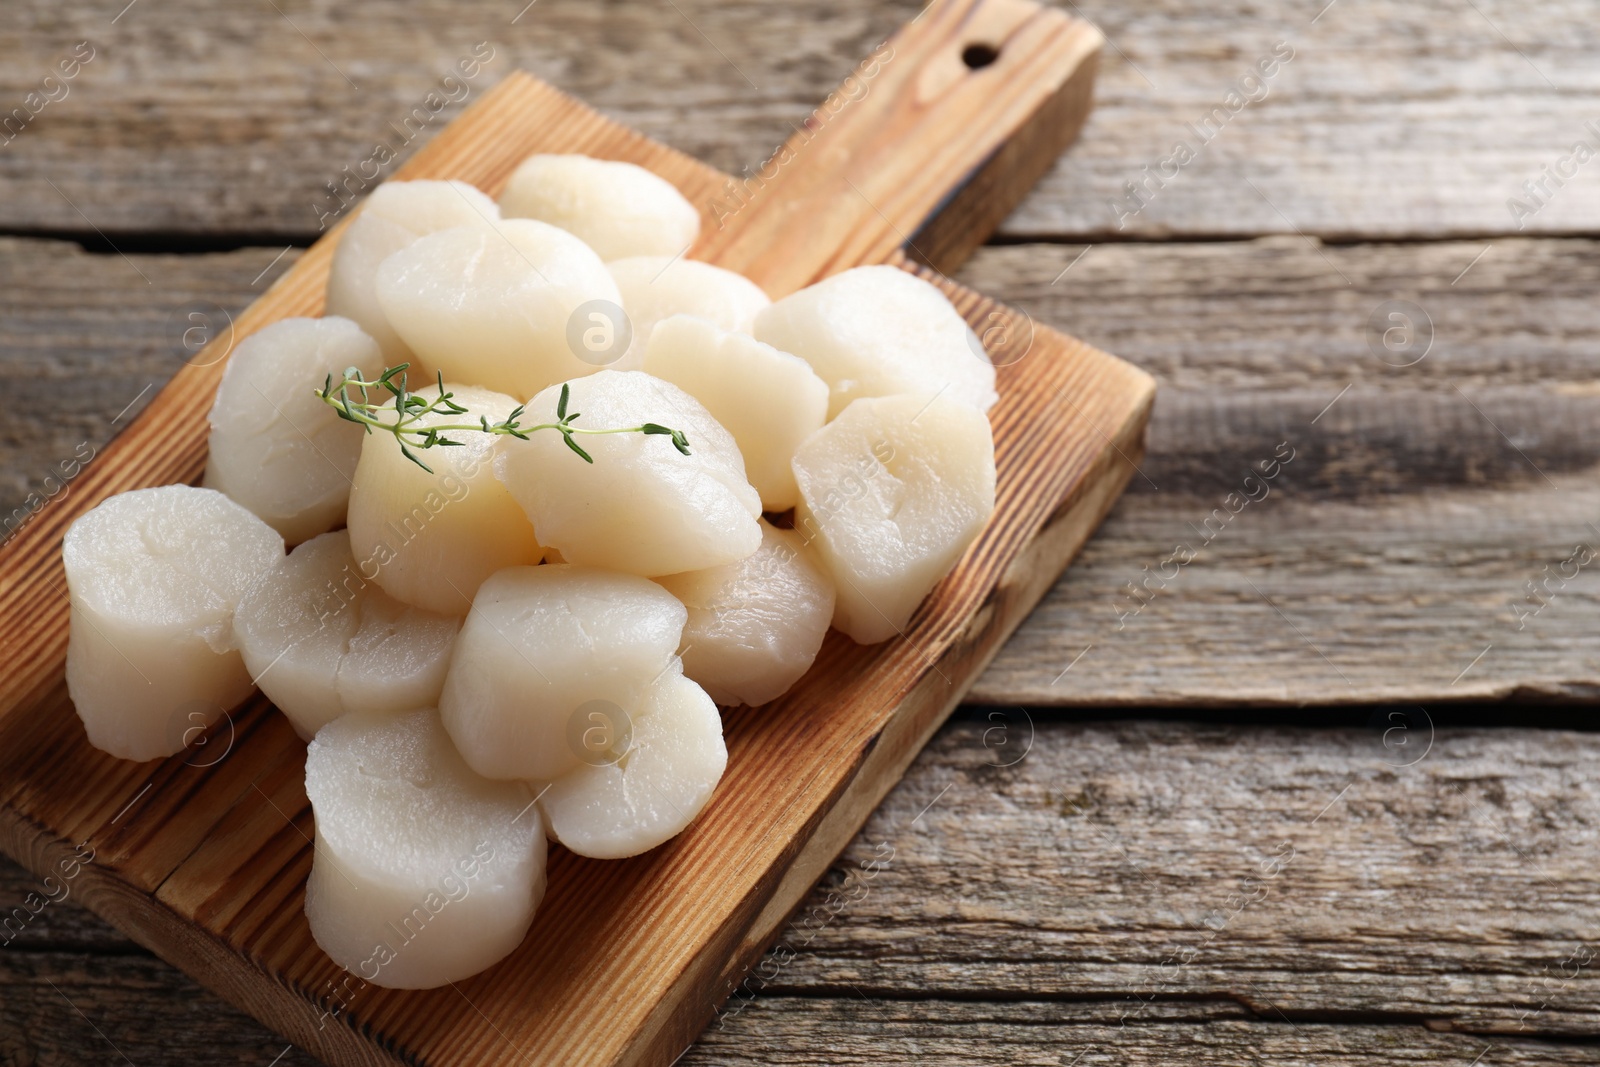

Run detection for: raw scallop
[[438, 565, 687, 782], [325, 180, 501, 363], [234, 531, 459, 740], [498, 154, 700, 261], [606, 256, 770, 367], [536, 667, 726, 859], [304, 707, 546, 989], [494, 370, 762, 577], [345, 383, 543, 616], [375, 218, 621, 399], [753, 264, 999, 419], [63, 485, 284, 761], [793, 393, 996, 644], [642, 314, 826, 511], [657, 521, 835, 707], [203, 315, 379, 544]]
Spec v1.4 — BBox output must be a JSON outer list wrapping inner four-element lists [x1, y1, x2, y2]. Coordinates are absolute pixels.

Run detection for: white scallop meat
[[325, 180, 501, 363], [493, 370, 761, 577], [375, 218, 621, 399], [606, 256, 769, 368], [657, 520, 834, 706], [498, 154, 700, 262], [234, 530, 460, 740], [753, 264, 998, 419], [305, 707, 546, 989], [63, 485, 284, 761], [345, 383, 543, 616], [438, 565, 687, 782], [204, 315, 379, 544], [792, 393, 996, 644], [642, 314, 826, 511]]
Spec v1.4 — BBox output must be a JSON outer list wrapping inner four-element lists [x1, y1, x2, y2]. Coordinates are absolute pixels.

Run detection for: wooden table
[[3, 0, 1598, 1063]]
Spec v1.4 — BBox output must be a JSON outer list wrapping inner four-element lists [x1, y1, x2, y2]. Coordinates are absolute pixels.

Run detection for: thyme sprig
[[316, 364, 691, 473]]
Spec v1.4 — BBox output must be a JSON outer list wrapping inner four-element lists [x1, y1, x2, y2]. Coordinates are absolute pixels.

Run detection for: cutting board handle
[[692, 0, 1102, 293]]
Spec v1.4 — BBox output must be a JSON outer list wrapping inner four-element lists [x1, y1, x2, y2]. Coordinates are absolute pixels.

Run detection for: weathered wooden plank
[[954, 237, 1600, 705], [0, 0, 924, 236], [693, 1007, 1600, 1066], [8, 719, 1600, 1064], [689, 1003, 1597, 1066], [1019, 0, 1600, 239], [757, 716, 1600, 1037], [5, 235, 1596, 706], [0, 950, 322, 1067], [10, 973, 1596, 1067], [978, 479, 1600, 705], [11, 954, 1592, 1067], [3, 0, 1598, 240]]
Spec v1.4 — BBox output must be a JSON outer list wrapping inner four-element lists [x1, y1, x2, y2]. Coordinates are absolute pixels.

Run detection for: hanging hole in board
[[962, 43, 1000, 69]]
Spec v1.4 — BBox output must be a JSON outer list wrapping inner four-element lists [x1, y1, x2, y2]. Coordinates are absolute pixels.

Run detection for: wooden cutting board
[[0, 1, 1152, 1064]]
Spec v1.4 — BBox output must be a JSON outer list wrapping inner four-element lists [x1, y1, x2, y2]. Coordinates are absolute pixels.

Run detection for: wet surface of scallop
[[305, 707, 546, 989], [498, 154, 700, 262], [606, 257, 770, 368], [494, 370, 762, 577], [793, 393, 996, 644], [234, 530, 460, 740], [439, 564, 687, 782], [325, 179, 501, 364], [754, 264, 998, 419], [643, 314, 827, 511], [536, 668, 727, 859], [375, 218, 621, 399], [204, 315, 379, 544], [63, 485, 284, 761], [658, 520, 835, 707], [345, 382, 543, 616]]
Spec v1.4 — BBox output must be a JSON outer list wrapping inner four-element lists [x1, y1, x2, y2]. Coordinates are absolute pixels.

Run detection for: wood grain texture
[[0, 11, 1156, 1067], [9, 719, 1600, 1062], [1013, 0, 1600, 239], [953, 237, 1600, 706], [6, 0, 1600, 241], [6, 235, 1595, 708], [690, 0, 1102, 286], [769, 716, 1600, 1037]]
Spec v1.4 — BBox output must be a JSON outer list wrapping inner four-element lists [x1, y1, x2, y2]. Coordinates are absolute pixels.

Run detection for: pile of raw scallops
[[61, 154, 998, 988]]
